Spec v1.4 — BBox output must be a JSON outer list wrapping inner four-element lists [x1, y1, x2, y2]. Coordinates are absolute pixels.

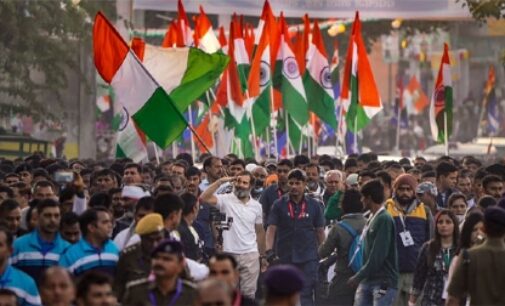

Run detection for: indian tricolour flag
[[93, 13, 229, 160], [194, 6, 220, 54], [248, 0, 277, 136], [429, 43, 453, 143], [273, 13, 308, 150], [303, 20, 337, 129], [342, 12, 382, 132]]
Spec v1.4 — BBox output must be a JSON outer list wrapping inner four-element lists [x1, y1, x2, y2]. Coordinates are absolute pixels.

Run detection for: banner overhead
[[133, 0, 471, 19]]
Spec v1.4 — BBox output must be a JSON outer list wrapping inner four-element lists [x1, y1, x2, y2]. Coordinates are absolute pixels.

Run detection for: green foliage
[[0, 0, 115, 119], [457, 0, 505, 21]]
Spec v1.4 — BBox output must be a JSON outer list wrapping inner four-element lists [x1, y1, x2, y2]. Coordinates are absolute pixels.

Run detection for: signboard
[[133, 0, 471, 19]]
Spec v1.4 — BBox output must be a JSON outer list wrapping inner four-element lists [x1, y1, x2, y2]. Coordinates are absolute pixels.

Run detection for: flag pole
[[336, 103, 345, 156], [354, 117, 358, 153], [269, 86, 278, 160], [444, 111, 449, 156], [207, 90, 218, 155], [285, 110, 290, 157], [153, 142, 161, 165], [188, 104, 196, 162], [265, 127, 271, 158], [395, 102, 401, 153], [245, 91, 260, 161], [299, 126, 303, 155]]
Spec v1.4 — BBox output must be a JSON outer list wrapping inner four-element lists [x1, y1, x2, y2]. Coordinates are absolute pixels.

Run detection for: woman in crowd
[[447, 193, 468, 227], [409, 210, 459, 306], [445, 211, 486, 306]]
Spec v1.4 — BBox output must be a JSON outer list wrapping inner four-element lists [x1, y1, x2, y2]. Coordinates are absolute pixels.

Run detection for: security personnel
[[265, 169, 325, 306], [259, 159, 293, 227], [447, 206, 505, 306], [113, 213, 165, 301], [263, 264, 305, 306], [11, 199, 70, 284], [122, 239, 197, 306]]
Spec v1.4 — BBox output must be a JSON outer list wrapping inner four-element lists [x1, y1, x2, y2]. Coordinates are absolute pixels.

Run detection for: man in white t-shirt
[[200, 171, 266, 299]]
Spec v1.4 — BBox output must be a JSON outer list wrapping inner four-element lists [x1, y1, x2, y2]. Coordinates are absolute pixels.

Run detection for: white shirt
[[216, 193, 263, 254], [113, 225, 139, 250]]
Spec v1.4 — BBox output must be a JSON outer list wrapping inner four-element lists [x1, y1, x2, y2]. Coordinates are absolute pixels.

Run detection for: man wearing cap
[[416, 181, 438, 214], [447, 206, 505, 306], [266, 169, 325, 306], [122, 239, 197, 306], [263, 265, 305, 306], [385, 174, 433, 306], [113, 185, 150, 237], [113, 213, 164, 300]]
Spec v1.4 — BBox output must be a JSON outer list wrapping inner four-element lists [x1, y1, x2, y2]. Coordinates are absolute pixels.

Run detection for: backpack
[[338, 221, 363, 273]]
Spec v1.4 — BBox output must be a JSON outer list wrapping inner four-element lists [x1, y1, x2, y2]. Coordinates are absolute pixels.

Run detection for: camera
[[209, 207, 233, 248]]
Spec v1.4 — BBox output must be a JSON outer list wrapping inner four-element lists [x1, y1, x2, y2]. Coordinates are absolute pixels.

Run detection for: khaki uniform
[[448, 237, 505, 305], [113, 243, 152, 300], [122, 278, 197, 306]]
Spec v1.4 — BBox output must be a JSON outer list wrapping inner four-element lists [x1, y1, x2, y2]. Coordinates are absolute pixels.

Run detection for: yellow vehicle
[[0, 134, 52, 160]]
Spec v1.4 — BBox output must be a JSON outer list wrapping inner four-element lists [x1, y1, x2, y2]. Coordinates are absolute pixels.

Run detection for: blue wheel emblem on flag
[[260, 61, 271, 87], [283, 57, 299, 79], [119, 107, 129, 131], [320, 66, 332, 89]]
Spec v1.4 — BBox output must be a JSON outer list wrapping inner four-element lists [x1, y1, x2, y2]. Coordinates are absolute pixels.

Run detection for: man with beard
[[11, 199, 70, 284], [305, 163, 324, 202], [265, 169, 325, 306], [384, 174, 433, 306], [122, 239, 197, 306], [200, 171, 265, 300], [260, 159, 293, 227], [251, 166, 268, 200], [186, 166, 202, 197]]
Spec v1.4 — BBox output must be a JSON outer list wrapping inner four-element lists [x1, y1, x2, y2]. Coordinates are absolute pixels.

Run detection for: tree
[[458, 0, 505, 21], [0, 0, 115, 119]]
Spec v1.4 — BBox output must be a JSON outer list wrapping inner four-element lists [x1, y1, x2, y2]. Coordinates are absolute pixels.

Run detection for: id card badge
[[442, 275, 449, 299], [399, 230, 415, 247]]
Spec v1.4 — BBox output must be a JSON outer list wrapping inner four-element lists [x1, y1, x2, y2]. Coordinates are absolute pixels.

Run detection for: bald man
[[39, 267, 75, 306]]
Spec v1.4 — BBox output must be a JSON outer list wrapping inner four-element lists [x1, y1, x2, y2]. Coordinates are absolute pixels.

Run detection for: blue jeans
[[354, 282, 397, 306], [292, 260, 318, 306]]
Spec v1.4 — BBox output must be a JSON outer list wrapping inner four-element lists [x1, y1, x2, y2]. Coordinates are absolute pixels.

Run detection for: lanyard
[[442, 248, 452, 272], [277, 188, 283, 199], [362, 207, 385, 237], [392, 203, 408, 231], [149, 279, 183, 306], [288, 200, 307, 219], [232, 292, 242, 306], [348, 207, 385, 266]]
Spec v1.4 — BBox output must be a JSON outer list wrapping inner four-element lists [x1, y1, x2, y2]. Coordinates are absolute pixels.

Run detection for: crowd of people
[[0, 151, 505, 306]]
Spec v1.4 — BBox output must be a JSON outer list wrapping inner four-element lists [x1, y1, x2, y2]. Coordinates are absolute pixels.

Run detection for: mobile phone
[[54, 171, 74, 184]]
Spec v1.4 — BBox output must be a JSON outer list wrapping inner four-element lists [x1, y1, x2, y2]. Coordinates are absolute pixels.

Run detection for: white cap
[[122, 185, 150, 199]]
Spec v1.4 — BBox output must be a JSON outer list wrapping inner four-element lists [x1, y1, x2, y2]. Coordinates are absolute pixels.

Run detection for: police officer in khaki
[[122, 238, 196, 306], [446, 206, 505, 306], [113, 213, 164, 300]]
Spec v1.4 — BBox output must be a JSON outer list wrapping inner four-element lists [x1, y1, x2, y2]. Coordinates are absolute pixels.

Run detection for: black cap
[[485, 206, 505, 227], [151, 238, 183, 257], [264, 265, 304, 296]]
